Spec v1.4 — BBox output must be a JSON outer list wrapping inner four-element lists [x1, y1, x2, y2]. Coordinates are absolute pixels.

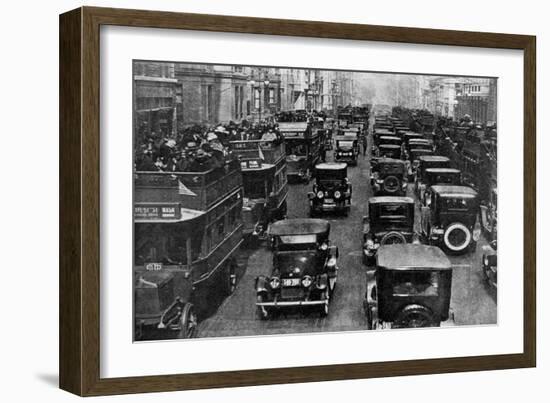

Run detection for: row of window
[[202, 195, 242, 256], [465, 84, 483, 93]]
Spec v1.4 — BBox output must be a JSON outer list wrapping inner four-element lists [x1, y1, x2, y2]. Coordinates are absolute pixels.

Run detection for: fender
[[255, 276, 269, 293], [317, 273, 329, 289]]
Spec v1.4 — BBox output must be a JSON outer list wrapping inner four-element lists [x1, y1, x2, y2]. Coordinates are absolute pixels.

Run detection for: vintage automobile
[[372, 135, 402, 156], [402, 131, 424, 145], [377, 144, 402, 160], [373, 128, 395, 142], [418, 168, 462, 206], [256, 219, 339, 318], [403, 138, 434, 159], [370, 158, 408, 196], [364, 244, 454, 329], [413, 156, 451, 199], [308, 162, 352, 216], [394, 124, 411, 134], [407, 148, 435, 180], [480, 187, 497, 240], [334, 133, 359, 165], [420, 185, 481, 254], [362, 196, 415, 266], [482, 239, 498, 289]]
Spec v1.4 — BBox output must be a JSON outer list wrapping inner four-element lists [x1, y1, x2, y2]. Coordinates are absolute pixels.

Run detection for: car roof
[[418, 155, 450, 162], [410, 148, 433, 153], [369, 196, 414, 204], [377, 244, 452, 270], [425, 168, 461, 173], [379, 136, 401, 140], [269, 218, 330, 236], [431, 185, 478, 197], [379, 144, 401, 148], [316, 162, 347, 170], [278, 122, 308, 132], [377, 158, 405, 165], [409, 138, 432, 143]]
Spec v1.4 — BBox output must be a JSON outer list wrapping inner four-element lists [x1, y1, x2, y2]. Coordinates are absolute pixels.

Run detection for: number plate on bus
[[145, 263, 163, 271]]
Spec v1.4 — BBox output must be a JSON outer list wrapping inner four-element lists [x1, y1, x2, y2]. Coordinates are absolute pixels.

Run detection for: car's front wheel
[[177, 303, 198, 339]]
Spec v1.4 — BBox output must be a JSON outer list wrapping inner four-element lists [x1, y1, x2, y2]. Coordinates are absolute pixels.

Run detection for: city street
[[198, 131, 497, 338]]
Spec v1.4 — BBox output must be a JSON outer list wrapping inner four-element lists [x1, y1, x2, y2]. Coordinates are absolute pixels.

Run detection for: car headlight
[[320, 242, 328, 251], [269, 277, 280, 289], [334, 190, 342, 199], [301, 276, 313, 288], [317, 191, 324, 199]]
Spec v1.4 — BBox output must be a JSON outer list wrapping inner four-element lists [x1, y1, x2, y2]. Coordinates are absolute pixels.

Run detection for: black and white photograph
[[133, 61, 498, 341]]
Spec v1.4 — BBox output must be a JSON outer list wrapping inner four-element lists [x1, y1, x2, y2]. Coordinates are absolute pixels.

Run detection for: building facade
[[134, 61, 179, 142], [134, 62, 368, 135]]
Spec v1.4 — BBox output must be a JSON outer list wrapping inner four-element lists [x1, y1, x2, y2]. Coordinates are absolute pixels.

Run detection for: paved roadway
[[197, 127, 497, 338]]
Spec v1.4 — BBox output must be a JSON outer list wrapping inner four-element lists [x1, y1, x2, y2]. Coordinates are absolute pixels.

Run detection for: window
[[134, 223, 188, 265], [234, 86, 240, 119], [392, 271, 439, 296], [239, 86, 244, 118], [269, 88, 275, 104], [203, 85, 214, 121], [254, 88, 260, 109]]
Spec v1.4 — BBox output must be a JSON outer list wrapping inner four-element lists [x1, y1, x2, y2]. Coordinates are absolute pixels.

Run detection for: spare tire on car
[[380, 231, 407, 245], [393, 304, 438, 328], [383, 175, 400, 193], [443, 222, 472, 254]]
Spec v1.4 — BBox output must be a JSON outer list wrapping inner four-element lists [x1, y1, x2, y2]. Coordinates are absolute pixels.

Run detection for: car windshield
[[377, 204, 409, 219], [275, 234, 318, 251], [441, 197, 474, 211], [428, 173, 460, 185], [378, 163, 404, 174], [317, 170, 345, 184], [392, 271, 439, 296], [134, 223, 189, 266], [279, 234, 317, 244]]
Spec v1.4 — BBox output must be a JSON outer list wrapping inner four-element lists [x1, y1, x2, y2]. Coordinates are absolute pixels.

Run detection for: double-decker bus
[[230, 138, 288, 240], [133, 159, 243, 340], [278, 121, 321, 182]]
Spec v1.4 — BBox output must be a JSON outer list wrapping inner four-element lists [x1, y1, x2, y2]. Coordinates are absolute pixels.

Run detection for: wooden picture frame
[[59, 6, 536, 396]]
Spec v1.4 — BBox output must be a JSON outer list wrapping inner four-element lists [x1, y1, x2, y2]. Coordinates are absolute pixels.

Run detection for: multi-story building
[[175, 63, 252, 127], [133, 61, 179, 142], [454, 78, 497, 124]]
